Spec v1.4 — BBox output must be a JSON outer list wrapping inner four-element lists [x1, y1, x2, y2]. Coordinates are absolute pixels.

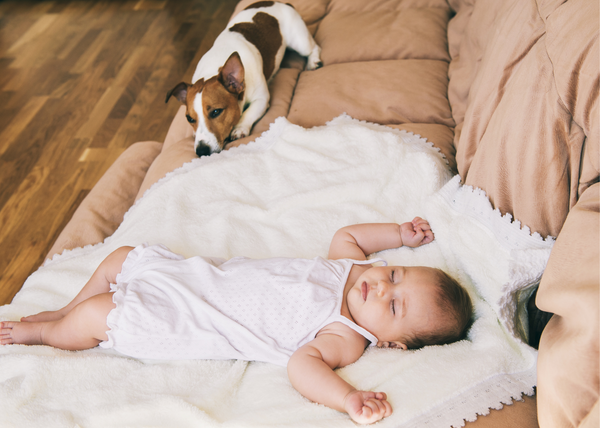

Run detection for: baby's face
[[346, 265, 444, 349]]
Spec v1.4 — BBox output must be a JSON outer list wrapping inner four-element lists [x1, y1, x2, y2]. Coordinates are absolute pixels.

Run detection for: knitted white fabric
[[0, 116, 552, 428]]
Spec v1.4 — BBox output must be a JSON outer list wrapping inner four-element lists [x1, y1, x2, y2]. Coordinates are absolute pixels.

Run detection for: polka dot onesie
[[100, 244, 378, 366]]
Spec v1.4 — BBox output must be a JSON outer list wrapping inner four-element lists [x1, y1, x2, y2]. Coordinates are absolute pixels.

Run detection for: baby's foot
[[21, 310, 64, 323], [0, 321, 43, 345]]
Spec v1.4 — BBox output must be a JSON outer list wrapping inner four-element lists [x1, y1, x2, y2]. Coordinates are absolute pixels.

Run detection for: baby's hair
[[404, 269, 473, 349]]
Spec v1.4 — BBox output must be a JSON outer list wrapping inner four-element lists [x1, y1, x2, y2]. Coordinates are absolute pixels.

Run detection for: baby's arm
[[288, 330, 392, 424], [329, 217, 434, 260]]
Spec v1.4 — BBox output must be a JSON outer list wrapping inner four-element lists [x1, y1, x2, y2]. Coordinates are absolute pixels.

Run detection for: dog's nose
[[195, 143, 212, 157]]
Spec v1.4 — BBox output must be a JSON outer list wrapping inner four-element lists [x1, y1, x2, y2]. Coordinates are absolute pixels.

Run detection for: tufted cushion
[[284, 0, 456, 170], [287, 60, 454, 128]]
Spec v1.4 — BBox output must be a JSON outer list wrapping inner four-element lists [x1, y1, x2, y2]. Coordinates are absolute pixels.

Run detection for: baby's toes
[[0, 322, 16, 344]]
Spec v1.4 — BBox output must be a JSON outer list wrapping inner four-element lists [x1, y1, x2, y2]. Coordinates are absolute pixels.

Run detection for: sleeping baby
[[0, 217, 472, 424]]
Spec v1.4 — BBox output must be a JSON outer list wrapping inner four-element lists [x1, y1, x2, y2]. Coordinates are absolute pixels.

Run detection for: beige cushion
[[545, 0, 599, 200], [162, 105, 194, 151], [287, 60, 454, 128], [457, 37, 574, 238], [136, 134, 196, 201], [537, 183, 599, 428], [464, 396, 538, 428], [447, 0, 598, 238], [240, 68, 302, 139], [580, 402, 599, 428], [316, 7, 451, 65]]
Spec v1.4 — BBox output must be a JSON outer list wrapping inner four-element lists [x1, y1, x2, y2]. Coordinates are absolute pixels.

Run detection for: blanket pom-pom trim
[[408, 369, 536, 428], [435, 176, 554, 341], [437, 176, 555, 248], [326, 113, 452, 167]]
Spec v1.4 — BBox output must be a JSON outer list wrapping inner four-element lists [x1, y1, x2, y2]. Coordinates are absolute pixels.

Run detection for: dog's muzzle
[[195, 137, 231, 157], [195, 142, 213, 157]]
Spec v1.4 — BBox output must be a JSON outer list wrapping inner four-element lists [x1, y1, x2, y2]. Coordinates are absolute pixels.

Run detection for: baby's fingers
[[411, 218, 434, 245], [346, 390, 393, 424], [373, 392, 388, 401], [361, 398, 392, 423], [421, 227, 434, 244], [412, 216, 426, 226], [373, 395, 392, 417], [412, 217, 432, 230]]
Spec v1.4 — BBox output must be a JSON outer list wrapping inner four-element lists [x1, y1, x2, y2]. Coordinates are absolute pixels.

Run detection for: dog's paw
[[230, 127, 249, 141], [306, 45, 323, 70], [307, 59, 323, 70]]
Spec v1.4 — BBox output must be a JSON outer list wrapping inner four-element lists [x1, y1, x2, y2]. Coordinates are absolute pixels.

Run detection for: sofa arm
[[536, 182, 599, 428]]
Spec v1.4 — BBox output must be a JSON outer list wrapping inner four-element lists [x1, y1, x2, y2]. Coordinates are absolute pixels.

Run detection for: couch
[[29, 0, 600, 426]]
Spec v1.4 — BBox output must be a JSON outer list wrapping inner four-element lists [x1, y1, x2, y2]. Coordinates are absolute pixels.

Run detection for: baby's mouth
[[361, 281, 369, 301]]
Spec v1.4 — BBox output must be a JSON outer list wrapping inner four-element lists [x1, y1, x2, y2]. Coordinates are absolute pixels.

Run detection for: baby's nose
[[376, 280, 389, 297]]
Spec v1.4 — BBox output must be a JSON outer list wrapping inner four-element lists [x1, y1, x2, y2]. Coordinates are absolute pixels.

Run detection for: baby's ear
[[377, 341, 408, 350]]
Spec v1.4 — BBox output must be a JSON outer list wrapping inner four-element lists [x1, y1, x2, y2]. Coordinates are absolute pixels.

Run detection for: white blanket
[[0, 115, 553, 428]]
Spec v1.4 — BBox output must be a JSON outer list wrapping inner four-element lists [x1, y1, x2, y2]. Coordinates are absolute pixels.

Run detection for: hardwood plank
[[0, 164, 51, 244], [0, 0, 240, 305], [0, 97, 72, 209], [0, 95, 48, 157], [0, 57, 16, 91], [7, 11, 58, 55], [134, 0, 168, 11]]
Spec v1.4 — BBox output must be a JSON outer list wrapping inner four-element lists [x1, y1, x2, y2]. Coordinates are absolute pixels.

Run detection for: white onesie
[[100, 244, 380, 366]]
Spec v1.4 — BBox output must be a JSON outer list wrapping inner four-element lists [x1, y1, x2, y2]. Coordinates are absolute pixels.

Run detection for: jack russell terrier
[[166, 1, 322, 157]]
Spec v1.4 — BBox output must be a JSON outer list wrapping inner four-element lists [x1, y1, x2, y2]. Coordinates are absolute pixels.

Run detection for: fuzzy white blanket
[[0, 115, 553, 428]]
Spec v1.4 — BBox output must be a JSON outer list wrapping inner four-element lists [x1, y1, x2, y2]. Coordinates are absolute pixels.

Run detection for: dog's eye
[[209, 109, 223, 119], [186, 114, 196, 124]]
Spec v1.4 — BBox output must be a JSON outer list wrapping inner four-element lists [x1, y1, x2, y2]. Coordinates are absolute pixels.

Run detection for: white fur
[[190, 2, 321, 153], [192, 92, 220, 153]]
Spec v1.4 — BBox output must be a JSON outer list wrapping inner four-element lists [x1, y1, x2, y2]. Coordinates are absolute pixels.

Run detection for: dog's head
[[166, 52, 245, 157]]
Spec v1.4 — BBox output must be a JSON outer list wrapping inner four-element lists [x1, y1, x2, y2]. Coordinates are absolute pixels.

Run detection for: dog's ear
[[165, 82, 190, 104], [220, 52, 245, 95]]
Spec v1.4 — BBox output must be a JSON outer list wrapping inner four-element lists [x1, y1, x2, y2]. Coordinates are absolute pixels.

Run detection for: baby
[[0, 218, 472, 424]]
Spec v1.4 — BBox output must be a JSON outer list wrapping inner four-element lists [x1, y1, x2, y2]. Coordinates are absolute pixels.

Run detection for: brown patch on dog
[[202, 76, 242, 149], [229, 12, 282, 80], [244, 1, 275, 9]]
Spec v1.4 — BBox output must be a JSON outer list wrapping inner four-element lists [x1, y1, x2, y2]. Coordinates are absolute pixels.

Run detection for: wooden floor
[[0, 0, 239, 305]]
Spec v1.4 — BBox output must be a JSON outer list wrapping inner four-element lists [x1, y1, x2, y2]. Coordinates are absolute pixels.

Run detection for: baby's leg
[[22, 246, 134, 323], [1, 292, 115, 350]]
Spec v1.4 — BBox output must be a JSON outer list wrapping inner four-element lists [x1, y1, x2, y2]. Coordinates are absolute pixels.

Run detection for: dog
[[166, 1, 322, 157]]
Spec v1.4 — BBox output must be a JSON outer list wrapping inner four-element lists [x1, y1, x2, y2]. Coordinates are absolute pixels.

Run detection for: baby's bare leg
[[22, 246, 134, 323], [1, 293, 115, 350]]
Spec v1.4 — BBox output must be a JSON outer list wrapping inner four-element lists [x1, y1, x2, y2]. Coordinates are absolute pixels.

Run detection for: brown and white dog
[[166, 1, 322, 157]]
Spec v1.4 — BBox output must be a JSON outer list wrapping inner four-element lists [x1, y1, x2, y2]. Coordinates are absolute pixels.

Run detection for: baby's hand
[[343, 390, 392, 424], [400, 217, 434, 247]]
